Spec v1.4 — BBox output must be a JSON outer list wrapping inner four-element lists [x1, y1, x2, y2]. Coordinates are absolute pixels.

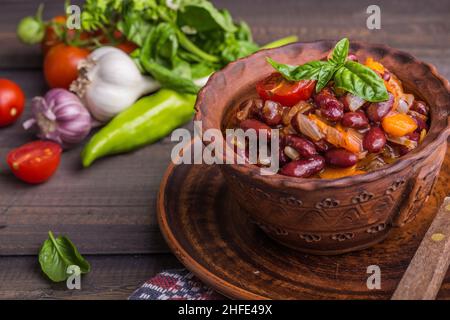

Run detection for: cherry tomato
[[44, 44, 89, 89], [256, 73, 316, 107], [0, 79, 25, 127], [41, 16, 66, 56], [41, 16, 90, 56], [116, 41, 138, 54], [96, 29, 138, 54], [7, 141, 62, 184]]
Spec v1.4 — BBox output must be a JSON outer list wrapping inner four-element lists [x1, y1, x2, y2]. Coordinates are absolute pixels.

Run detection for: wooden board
[[0, 0, 449, 299], [0, 254, 181, 300], [158, 149, 450, 299]]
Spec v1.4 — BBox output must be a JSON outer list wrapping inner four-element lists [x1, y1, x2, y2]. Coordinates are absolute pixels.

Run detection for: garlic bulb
[[70, 47, 160, 122]]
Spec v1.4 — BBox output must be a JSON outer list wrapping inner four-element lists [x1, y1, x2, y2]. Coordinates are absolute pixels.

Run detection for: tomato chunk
[[7, 141, 62, 184], [256, 73, 315, 107]]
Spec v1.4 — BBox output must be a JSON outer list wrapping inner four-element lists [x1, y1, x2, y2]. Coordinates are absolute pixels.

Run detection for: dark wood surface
[[158, 151, 450, 300], [0, 0, 449, 299]]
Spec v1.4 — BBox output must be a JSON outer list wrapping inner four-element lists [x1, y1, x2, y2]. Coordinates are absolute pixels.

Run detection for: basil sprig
[[38, 231, 91, 282], [267, 38, 389, 102]]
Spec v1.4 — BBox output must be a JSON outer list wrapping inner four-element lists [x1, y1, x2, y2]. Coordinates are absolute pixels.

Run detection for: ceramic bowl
[[194, 40, 450, 255]]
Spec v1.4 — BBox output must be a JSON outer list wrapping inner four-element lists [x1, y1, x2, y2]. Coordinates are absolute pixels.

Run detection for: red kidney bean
[[341, 111, 369, 129], [278, 139, 289, 167], [410, 114, 428, 132], [284, 134, 318, 158], [261, 100, 283, 126], [406, 131, 420, 142], [410, 100, 429, 116], [363, 127, 386, 153], [280, 155, 325, 178], [393, 132, 420, 156], [314, 88, 344, 121], [236, 98, 263, 121], [321, 100, 345, 121], [366, 93, 394, 122], [313, 139, 331, 153], [240, 119, 271, 139], [279, 147, 290, 167], [398, 145, 410, 156], [325, 149, 358, 168]]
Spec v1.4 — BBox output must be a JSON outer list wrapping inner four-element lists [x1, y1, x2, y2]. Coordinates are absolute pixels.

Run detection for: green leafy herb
[[177, 1, 237, 32], [38, 231, 90, 282], [267, 58, 328, 82], [334, 61, 389, 102], [267, 38, 389, 102], [329, 37, 349, 66], [21, 0, 297, 94]]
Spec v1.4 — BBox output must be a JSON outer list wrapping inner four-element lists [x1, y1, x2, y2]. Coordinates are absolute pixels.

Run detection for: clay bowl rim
[[195, 40, 450, 190]]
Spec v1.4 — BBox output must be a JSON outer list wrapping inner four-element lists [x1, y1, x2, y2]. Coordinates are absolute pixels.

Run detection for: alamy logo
[[170, 121, 280, 175], [66, 5, 81, 30], [366, 265, 381, 290], [66, 265, 81, 290], [366, 5, 381, 30]]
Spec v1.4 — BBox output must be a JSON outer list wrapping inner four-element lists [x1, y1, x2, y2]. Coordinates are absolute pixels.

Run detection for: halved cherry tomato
[[0, 79, 25, 127], [7, 141, 62, 184], [256, 73, 316, 107], [44, 44, 90, 89]]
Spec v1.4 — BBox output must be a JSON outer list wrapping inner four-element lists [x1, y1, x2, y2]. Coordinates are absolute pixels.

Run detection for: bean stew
[[230, 39, 430, 179]]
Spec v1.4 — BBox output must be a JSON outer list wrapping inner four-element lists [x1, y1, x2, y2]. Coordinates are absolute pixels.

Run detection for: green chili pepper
[[81, 89, 196, 167]]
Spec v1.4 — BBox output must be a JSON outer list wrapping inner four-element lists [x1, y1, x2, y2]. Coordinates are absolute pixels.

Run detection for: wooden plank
[[0, 254, 182, 300], [0, 222, 169, 256]]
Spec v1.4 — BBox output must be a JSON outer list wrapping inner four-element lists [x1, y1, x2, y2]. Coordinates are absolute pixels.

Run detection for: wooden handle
[[392, 197, 450, 300]]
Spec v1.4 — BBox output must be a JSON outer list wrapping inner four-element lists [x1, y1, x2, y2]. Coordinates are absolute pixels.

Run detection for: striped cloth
[[129, 269, 223, 300]]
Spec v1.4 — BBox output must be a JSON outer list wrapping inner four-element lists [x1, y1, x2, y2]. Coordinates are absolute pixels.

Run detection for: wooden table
[[0, 0, 449, 299]]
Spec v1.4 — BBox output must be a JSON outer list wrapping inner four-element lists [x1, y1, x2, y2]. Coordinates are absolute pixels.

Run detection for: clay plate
[[157, 144, 450, 300]]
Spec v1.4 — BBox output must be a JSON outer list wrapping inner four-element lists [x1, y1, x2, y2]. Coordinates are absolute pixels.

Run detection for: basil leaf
[[334, 61, 389, 102], [38, 231, 90, 282], [267, 58, 329, 82], [329, 38, 349, 66], [177, 1, 237, 32], [316, 63, 337, 92]]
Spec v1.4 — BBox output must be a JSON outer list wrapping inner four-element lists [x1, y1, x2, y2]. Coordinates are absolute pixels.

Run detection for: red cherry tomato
[[41, 16, 91, 56], [0, 79, 25, 127], [116, 41, 138, 54], [44, 44, 90, 89], [256, 73, 316, 107], [41, 16, 66, 56], [7, 141, 62, 184]]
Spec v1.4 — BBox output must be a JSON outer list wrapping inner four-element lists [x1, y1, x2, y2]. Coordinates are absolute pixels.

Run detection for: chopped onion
[[284, 146, 300, 160], [387, 135, 418, 149], [342, 93, 366, 111], [397, 93, 414, 114], [282, 101, 313, 126], [23, 89, 92, 149], [294, 113, 324, 141]]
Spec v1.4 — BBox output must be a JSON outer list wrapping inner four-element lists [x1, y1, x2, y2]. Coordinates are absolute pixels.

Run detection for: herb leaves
[[38, 231, 90, 282], [81, 0, 264, 94], [267, 38, 389, 102]]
